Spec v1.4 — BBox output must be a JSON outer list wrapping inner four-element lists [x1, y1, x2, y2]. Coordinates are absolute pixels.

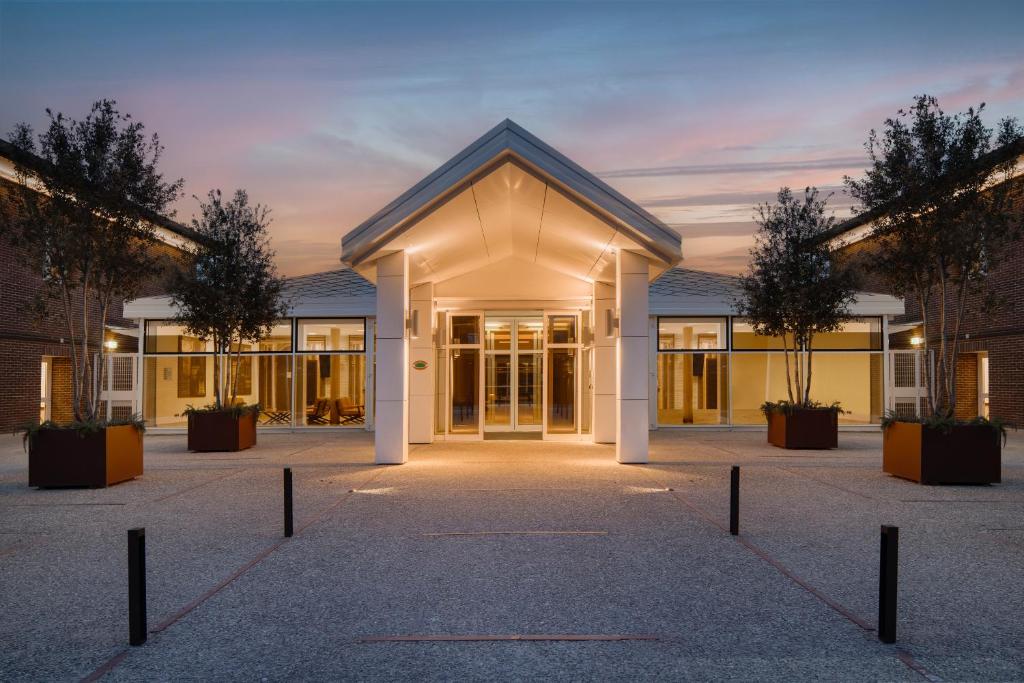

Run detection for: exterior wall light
[[909, 336, 923, 347], [104, 340, 118, 350]]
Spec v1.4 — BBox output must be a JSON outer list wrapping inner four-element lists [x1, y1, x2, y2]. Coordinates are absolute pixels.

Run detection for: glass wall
[[450, 315, 481, 434], [142, 318, 366, 428], [656, 316, 883, 427]]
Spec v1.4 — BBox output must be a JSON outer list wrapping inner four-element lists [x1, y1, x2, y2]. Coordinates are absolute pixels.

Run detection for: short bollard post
[[284, 467, 294, 538], [878, 525, 899, 643], [128, 528, 146, 646], [729, 465, 740, 536]]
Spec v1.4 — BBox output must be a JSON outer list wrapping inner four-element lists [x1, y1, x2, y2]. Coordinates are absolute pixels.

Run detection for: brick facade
[[836, 177, 1024, 426], [0, 174, 192, 432]]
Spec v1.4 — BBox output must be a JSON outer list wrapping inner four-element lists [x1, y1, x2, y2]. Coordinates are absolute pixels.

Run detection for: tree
[[1, 100, 183, 423], [170, 189, 287, 409], [736, 187, 858, 407], [845, 95, 1023, 418]]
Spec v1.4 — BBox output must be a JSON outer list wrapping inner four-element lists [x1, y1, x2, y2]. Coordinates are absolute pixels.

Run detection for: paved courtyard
[[1, 428, 1022, 682]]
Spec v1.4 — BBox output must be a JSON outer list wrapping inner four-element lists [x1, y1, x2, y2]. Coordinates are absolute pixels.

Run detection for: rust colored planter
[[766, 409, 838, 449], [883, 421, 1001, 485], [187, 410, 257, 452], [28, 424, 143, 488]]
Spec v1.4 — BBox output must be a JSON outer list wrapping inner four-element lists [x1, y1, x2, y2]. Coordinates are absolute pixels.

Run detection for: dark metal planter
[[766, 409, 838, 449], [883, 421, 1001, 485], [187, 410, 257, 452], [28, 424, 143, 488]]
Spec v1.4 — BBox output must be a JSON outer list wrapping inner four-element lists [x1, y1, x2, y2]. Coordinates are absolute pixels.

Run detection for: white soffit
[[341, 120, 681, 286]]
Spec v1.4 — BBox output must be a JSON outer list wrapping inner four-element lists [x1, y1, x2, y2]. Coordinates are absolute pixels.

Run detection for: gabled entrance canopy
[[341, 120, 681, 286]]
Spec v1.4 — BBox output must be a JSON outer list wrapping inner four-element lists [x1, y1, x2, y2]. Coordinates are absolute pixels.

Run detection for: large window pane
[[658, 318, 727, 351], [517, 320, 543, 350], [485, 354, 512, 426], [517, 353, 543, 426], [657, 353, 729, 425], [484, 319, 512, 351], [807, 353, 883, 424], [450, 316, 480, 345], [231, 323, 293, 353], [812, 318, 883, 350], [298, 319, 364, 351], [547, 315, 577, 345], [143, 356, 220, 427], [729, 353, 794, 424], [450, 348, 479, 433], [295, 354, 366, 426], [731, 319, 787, 351], [547, 348, 576, 433], [144, 321, 213, 353]]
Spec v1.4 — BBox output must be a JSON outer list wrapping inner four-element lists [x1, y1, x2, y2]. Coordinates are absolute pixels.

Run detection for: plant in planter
[[736, 187, 857, 449], [846, 95, 1022, 483], [170, 189, 287, 452], [2, 100, 182, 487]]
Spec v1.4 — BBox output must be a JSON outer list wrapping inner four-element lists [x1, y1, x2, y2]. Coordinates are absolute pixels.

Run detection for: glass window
[[812, 318, 883, 350], [450, 348, 479, 433], [517, 320, 544, 350], [658, 318, 727, 351], [144, 321, 213, 353], [451, 316, 480, 345], [657, 353, 729, 425], [729, 352, 795, 424], [298, 319, 364, 352], [484, 319, 512, 351], [547, 347, 576, 432], [143, 356, 220, 427], [230, 323, 292, 353], [233, 356, 294, 426], [548, 315, 577, 345], [730, 319, 787, 351], [806, 353, 883, 424], [295, 354, 366, 426]]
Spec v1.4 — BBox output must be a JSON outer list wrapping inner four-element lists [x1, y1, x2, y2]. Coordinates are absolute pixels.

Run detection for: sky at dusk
[[2, 1, 1023, 276]]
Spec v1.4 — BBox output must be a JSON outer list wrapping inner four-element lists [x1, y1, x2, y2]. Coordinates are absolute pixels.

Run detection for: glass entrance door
[[485, 316, 543, 432]]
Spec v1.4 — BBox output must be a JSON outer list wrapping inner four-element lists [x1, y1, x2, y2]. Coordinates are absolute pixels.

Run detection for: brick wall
[[0, 175, 190, 430], [953, 353, 978, 420]]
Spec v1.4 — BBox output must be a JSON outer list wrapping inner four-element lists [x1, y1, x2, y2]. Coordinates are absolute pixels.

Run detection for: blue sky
[[2, 1, 1022, 275]]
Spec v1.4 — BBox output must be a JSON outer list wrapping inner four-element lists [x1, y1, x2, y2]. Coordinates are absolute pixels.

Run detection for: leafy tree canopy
[[171, 189, 288, 408], [1, 99, 183, 422], [736, 187, 858, 406]]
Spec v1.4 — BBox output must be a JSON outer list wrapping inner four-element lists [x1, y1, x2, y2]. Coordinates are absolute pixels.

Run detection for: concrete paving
[[1, 428, 1022, 681]]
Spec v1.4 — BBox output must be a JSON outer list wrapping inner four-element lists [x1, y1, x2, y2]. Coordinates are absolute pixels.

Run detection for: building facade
[[0, 140, 197, 432], [831, 139, 1024, 426], [125, 121, 905, 464]]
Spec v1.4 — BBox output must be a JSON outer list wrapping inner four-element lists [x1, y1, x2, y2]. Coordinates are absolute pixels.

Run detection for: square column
[[593, 281, 616, 444], [616, 249, 649, 463], [408, 282, 434, 444], [375, 251, 409, 464]]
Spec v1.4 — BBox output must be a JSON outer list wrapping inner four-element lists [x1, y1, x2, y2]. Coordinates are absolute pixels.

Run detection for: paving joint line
[[638, 465, 943, 682], [150, 469, 248, 504], [80, 465, 388, 682], [776, 465, 878, 501]]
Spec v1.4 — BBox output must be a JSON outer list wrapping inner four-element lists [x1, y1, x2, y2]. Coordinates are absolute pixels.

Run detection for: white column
[[374, 251, 409, 464], [616, 249, 649, 464], [593, 281, 616, 444], [408, 282, 434, 444]]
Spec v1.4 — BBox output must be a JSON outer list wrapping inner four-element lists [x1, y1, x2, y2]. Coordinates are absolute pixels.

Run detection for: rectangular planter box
[[766, 409, 838, 449], [187, 410, 257, 452], [883, 421, 1001, 484], [28, 424, 143, 488]]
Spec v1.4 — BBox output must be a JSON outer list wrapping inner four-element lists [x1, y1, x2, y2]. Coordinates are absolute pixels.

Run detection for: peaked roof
[[341, 119, 681, 269]]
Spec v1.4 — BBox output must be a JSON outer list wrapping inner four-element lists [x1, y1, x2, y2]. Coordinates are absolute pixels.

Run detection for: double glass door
[[484, 317, 543, 432]]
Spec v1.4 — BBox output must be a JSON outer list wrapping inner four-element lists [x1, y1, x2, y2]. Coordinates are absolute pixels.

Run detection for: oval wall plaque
[[412, 360, 429, 371]]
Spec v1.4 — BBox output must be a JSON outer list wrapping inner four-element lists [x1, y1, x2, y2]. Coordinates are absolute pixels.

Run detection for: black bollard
[[128, 528, 146, 646], [729, 466, 740, 535], [878, 525, 899, 643], [284, 468, 294, 538]]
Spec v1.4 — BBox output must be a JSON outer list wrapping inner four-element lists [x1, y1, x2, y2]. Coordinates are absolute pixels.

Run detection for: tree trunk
[[804, 333, 814, 405], [782, 333, 795, 403]]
